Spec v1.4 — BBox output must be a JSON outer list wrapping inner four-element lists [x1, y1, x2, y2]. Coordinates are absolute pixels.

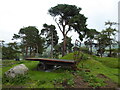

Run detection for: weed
[[37, 80, 46, 85], [53, 77, 64, 84], [3, 74, 30, 85], [76, 69, 106, 88], [66, 78, 74, 87], [80, 53, 89, 60]]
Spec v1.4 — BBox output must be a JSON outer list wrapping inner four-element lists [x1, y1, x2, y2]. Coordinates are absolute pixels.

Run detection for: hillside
[[61, 52, 119, 86], [2, 52, 119, 88]]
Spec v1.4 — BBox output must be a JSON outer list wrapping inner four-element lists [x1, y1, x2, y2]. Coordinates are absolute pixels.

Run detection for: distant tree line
[[2, 4, 118, 60]]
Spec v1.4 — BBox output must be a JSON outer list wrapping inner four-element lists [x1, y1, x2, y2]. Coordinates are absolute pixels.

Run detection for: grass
[[94, 57, 119, 68], [2, 52, 119, 88], [61, 52, 119, 85], [2, 60, 74, 88], [60, 53, 74, 60], [2, 60, 30, 74], [78, 59, 119, 84]]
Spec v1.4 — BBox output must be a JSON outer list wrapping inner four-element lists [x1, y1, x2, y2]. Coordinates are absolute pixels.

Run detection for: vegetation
[[2, 51, 119, 88], [61, 52, 119, 87], [41, 24, 59, 58], [2, 3, 119, 89], [2, 60, 74, 88], [104, 21, 118, 57], [2, 42, 21, 59], [49, 4, 87, 56], [13, 26, 45, 58], [84, 29, 99, 54]]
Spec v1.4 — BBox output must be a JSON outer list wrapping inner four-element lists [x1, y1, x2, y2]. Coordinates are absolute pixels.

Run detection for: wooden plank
[[26, 58, 75, 64]]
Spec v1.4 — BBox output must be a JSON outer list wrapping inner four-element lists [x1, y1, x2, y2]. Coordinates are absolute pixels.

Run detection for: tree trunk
[[98, 40, 100, 57], [90, 40, 92, 54], [109, 41, 112, 57], [100, 47, 103, 57], [62, 34, 67, 56], [30, 46, 32, 57], [108, 32, 112, 57], [100, 50, 102, 57], [51, 31, 53, 58], [25, 46, 28, 57], [33, 46, 36, 57]]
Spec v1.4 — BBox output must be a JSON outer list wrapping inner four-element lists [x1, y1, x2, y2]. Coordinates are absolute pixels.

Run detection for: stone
[[5, 64, 28, 78]]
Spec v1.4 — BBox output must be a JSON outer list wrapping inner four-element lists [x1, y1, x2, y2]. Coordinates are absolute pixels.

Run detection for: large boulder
[[5, 64, 28, 78]]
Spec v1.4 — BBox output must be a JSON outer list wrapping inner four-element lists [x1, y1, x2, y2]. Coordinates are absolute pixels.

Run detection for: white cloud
[[0, 0, 119, 43]]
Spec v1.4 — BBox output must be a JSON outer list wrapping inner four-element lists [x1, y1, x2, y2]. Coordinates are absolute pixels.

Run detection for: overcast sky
[[0, 0, 119, 43]]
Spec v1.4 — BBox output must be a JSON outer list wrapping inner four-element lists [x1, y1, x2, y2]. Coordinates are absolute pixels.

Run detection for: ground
[[2, 52, 119, 89]]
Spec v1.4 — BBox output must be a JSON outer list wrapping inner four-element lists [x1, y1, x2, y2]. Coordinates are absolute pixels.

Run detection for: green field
[[2, 52, 119, 88]]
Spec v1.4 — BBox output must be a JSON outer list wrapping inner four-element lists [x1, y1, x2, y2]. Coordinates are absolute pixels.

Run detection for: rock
[[5, 64, 28, 78]]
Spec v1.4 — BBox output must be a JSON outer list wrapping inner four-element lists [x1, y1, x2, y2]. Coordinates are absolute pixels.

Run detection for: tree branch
[[55, 18, 63, 34], [66, 25, 71, 35]]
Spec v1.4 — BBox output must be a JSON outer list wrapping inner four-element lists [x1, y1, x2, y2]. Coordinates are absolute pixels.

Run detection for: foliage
[[66, 78, 74, 87], [41, 24, 59, 47], [2, 42, 21, 59], [13, 26, 45, 57], [94, 33, 110, 57], [77, 70, 106, 88], [3, 74, 30, 85], [53, 36, 73, 58], [79, 47, 90, 54], [49, 4, 87, 56], [41, 24, 59, 58], [53, 43, 62, 58], [104, 21, 118, 57], [94, 21, 117, 57], [66, 37, 74, 53], [84, 29, 99, 54]]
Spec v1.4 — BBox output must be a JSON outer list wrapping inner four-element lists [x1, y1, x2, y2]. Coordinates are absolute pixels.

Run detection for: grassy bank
[[2, 52, 119, 88], [61, 52, 119, 85]]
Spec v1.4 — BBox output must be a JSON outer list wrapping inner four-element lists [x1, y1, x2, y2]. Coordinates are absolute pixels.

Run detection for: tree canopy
[[49, 4, 87, 56], [41, 24, 59, 58], [13, 26, 44, 57]]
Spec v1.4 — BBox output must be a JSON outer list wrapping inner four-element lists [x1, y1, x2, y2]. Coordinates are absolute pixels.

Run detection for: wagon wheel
[[37, 62, 46, 71]]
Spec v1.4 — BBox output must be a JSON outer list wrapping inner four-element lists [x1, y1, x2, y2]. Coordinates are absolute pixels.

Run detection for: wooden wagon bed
[[26, 58, 76, 70]]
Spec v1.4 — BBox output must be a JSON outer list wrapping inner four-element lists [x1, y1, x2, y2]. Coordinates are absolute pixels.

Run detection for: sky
[[0, 0, 119, 43]]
